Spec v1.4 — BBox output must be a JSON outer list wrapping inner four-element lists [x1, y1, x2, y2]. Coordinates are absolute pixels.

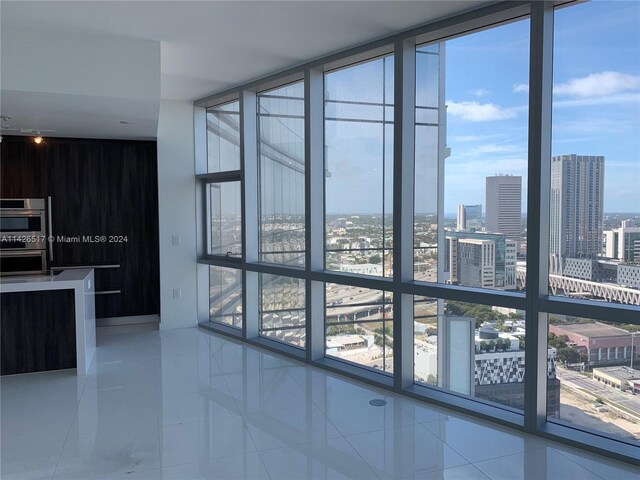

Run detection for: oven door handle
[[47, 196, 53, 262]]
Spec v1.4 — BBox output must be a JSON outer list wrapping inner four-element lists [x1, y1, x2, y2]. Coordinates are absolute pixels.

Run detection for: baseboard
[[96, 314, 160, 327], [97, 323, 159, 335]]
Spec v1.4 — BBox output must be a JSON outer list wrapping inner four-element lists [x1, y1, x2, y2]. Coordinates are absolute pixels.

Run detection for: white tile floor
[[1, 327, 638, 480]]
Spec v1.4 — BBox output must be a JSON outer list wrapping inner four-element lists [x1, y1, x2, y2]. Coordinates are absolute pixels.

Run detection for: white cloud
[[512, 72, 639, 98], [553, 92, 640, 108], [469, 88, 491, 97], [446, 101, 517, 122], [513, 83, 529, 93], [470, 143, 523, 155], [555, 71, 639, 97], [449, 134, 484, 142]]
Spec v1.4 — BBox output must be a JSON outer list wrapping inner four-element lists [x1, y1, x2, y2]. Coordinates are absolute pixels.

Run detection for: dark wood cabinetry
[[0, 137, 47, 197], [0, 136, 159, 318], [0, 290, 76, 375]]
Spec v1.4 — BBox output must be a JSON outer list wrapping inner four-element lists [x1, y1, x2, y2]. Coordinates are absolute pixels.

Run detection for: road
[[556, 367, 640, 419]]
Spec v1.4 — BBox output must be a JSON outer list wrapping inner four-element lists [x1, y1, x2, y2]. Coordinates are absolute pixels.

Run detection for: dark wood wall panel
[[1, 290, 76, 375], [0, 136, 159, 318], [0, 138, 46, 197], [119, 143, 160, 316]]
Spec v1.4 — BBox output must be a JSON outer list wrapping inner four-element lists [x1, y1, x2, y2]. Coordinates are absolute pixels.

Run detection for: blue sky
[[442, 0, 639, 214], [324, 0, 639, 215]]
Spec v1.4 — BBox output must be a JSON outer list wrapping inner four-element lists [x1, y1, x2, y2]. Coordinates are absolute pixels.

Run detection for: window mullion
[[241, 89, 259, 338], [305, 66, 325, 361], [393, 38, 416, 390], [524, 0, 554, 434]]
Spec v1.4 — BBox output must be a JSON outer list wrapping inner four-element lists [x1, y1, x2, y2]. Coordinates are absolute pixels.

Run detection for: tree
[[548, 333, 570, 350], [369, 254, 382, 264], [374, 326, 393, 349], [549, 315, 564, 325], [557, 346, 580, 365], [445, 301, 466, 316], [327, 324, 356, 336], [496, 338, 505, 351]]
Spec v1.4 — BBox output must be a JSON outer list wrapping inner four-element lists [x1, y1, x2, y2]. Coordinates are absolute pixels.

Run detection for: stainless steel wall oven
[[0, 198, 49, 275]]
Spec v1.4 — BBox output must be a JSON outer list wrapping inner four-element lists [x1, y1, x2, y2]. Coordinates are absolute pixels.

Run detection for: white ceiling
[[1, 0, 491, 139]]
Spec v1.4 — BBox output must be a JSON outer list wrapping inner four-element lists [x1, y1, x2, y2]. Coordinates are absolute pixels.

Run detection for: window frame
[[194, 0, 640, 464], [199, 173, 243, 264], [256, 80, 307, 268]]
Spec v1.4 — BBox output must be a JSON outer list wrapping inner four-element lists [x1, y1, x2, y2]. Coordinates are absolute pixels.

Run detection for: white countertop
[[1, 269, 93, 292]]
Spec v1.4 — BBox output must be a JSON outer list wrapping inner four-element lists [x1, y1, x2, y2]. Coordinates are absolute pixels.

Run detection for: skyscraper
[[456, 204, 482, 230], [485, 175, 522, 238], [445, 231, 517, 290], [550, 154, 604, 262], [604, 221, 640, 263]]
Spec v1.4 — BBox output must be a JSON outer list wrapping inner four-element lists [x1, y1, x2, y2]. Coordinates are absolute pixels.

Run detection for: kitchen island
[[0, 269, 95, 375]]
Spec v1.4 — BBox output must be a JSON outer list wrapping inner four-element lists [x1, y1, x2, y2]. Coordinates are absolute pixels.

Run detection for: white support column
[[240, 89, 259, 339], [194, 105, 210, 323], [393, 38, 416, 390], [194, 105, 208, 175], [305, 66, 326, 361]]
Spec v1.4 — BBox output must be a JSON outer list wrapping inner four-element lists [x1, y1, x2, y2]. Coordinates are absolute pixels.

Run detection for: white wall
[[157, 99, 197, 329]]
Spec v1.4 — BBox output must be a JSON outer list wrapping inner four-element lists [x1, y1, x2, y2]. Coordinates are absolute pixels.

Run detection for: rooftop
[[326, 335, 368, 349], [552, 322, 631, 338], [593, 366, 640, 382]]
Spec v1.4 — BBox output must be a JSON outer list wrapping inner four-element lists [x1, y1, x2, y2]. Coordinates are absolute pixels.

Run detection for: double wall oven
[[0, 198, 51, 275]]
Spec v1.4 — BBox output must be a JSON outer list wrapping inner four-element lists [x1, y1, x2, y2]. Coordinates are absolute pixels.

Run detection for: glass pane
[[325, 283, 393, 374], [414, 19, 530, 292], [209, 266, 242, 328], [549, 1, 640, 306], [209, 181, 242, 257], [325, 56, 394, 277], [207, 100, 240, 173], [547, 314, 639, 446], [258, 82, 305, 266], [414, 296, 528, 411], [259, 274, 306, 348]]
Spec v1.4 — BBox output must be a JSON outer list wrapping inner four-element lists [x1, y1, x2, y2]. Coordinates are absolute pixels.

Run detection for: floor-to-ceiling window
[[412, 17, 531, 413], [324, 55, 394, 278], [258, 82, 305, 267], [201, 99, 243, 329], [195, 1, 639, 462], [545, 0, 640, 446]]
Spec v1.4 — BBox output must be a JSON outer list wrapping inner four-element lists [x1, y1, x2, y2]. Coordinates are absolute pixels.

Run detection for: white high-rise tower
[[485, 175, 522, 238], [550, 154, 604, 261]]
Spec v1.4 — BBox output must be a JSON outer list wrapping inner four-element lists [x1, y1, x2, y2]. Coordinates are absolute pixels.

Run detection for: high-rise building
[[456, 204, 483, 231], [445, 231, 517, 290], [550, 155, 604, 262], [456, 204, 465, 230], [485, 175, 522, 238], [604, 222, 640, 263]]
